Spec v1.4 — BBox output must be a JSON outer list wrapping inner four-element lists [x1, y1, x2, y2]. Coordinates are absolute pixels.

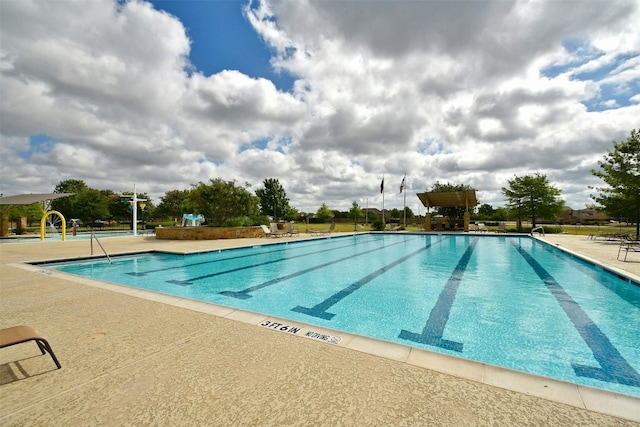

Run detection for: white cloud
[[1, 0, 639, 214]]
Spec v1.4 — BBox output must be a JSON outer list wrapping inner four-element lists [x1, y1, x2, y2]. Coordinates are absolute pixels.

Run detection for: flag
[[400, 176, 405, 193], [380, 177, 384, 194]]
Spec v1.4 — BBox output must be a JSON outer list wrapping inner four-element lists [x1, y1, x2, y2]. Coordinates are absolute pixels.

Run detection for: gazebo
[[416, 190, 478, 232], [0, 193, 75, 239]]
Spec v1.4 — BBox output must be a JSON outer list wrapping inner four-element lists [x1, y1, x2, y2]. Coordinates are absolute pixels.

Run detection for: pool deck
[[1, 232, 639, 426]]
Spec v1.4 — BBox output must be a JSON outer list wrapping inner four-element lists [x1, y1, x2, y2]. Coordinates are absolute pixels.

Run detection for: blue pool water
[[40, 234, 640, 397]]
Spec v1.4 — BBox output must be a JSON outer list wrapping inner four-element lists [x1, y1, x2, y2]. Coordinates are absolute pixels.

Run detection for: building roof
[[416, 191, 478, 209], [0, 193, 75, 205]]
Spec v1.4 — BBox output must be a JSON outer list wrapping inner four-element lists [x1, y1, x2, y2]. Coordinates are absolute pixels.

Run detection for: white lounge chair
[[286, 222, 299, 237], [317, 222, 335, 235], [270, 223, 288, 238], [260, 224, 273, 237]]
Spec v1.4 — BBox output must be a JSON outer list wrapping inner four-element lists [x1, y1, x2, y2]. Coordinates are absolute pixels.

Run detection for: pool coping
[[11, 241, 640, 424]]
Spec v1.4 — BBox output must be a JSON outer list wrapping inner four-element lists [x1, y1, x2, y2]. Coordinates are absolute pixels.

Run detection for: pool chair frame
[[0, 325, 62, 369]]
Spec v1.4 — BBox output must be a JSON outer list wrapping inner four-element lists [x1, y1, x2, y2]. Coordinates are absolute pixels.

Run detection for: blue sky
[[1, 0, 639, 211], [541, 39, 639, 112], [150, 0, 295, 91]]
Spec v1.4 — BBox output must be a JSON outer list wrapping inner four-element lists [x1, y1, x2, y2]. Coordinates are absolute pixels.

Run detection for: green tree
[[186, 178, 259, 226], [477, 203, 495, 218], [404, 206, 414, 219], [50, 179, 111, 225], [348, 201, 364, 225], [73, 189, 110, 225], [107, 192, 131, 222], [50, 179, 89, 219], [502, 173, 564, 228], [591, 129, 640, 238], [490, 207, 509, 221], [315, 203, 334, 223], [1, 202, 44, 230], [430, 181, 477, 220], [255, 178, 291, 221], [156, 189, 190, 221]]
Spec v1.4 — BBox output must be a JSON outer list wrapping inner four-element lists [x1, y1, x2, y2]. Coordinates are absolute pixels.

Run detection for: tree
[[156, 189, 189, 221], [348, 201, 364, 226], [255, 178, 291, 221], [315, 203, 334, 223], [50, 179, 111, 225], [430, 181, 477, 219], [477, 203, 495, 218], [50, 179, 89, 219], [404, 206, 414, 219], [1, 202, 43, 229], [73, 189, 110, 225], [591, 129, 640, 238], [186, 178, 259, 226], [502, 173, 564, 228]]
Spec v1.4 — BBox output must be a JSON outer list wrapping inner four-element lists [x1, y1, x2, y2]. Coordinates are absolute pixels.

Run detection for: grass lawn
[[306, 222, 637, 237]]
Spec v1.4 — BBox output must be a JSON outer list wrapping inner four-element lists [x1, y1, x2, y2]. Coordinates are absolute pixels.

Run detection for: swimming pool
[[39, 233, 640, 398]]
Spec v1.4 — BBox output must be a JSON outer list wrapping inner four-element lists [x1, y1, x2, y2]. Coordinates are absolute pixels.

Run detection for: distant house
[[559, 207, 607, 223]]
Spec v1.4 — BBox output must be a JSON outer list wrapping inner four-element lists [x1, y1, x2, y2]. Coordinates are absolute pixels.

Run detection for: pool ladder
[[531, 226, 545, 236], [90, 229, 112, 264]]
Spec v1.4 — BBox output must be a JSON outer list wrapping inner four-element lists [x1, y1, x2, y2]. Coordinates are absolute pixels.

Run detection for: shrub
[[372, 220, 385, 231], [222, 217, 253, 227]]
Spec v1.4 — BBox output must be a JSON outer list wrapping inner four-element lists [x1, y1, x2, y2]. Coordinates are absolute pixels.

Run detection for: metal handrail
[[90, 228, 112, 264], [531, 226, 545, 236]]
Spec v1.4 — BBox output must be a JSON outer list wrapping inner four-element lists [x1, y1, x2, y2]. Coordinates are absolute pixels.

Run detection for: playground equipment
[[181, 214, 204, 227]]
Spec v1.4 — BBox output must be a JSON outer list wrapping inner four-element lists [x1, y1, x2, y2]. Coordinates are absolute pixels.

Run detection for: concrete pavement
[[1, 232, 639, 426]]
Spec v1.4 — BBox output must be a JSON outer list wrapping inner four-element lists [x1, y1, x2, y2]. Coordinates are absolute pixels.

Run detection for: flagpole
[[403, 174, 407, 227], [381, 175, 385, 226]]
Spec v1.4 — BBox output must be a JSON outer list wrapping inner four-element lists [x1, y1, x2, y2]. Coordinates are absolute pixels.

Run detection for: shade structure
[[416, 191, 478, 210], [0, 193, 75, 205]]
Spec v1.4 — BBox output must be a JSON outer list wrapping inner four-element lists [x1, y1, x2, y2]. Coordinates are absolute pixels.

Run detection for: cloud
[[1, 0, 639, 214]]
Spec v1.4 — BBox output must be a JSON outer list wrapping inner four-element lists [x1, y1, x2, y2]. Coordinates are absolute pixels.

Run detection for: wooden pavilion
[[416, 190, 478, 232]]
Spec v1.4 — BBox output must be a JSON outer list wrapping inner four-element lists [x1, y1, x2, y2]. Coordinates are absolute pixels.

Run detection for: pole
[[133, 184, 138, 236], [382, 175, 385, 226], [402, 173, 407, 227]]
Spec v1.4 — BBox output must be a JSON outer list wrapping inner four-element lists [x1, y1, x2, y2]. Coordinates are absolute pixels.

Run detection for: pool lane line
[[398, 238, 479, 352], [512, 242, 640, 388], [539, 242, 640, 309], [166, 235, 388, 286], [291, 237, 448, 320], [220, 235, 428, 299], [127, 235, 379, 277]]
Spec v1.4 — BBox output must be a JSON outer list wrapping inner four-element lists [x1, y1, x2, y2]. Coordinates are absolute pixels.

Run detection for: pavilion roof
[[0, 193, 75, 205], [416, 191, 478, 210]]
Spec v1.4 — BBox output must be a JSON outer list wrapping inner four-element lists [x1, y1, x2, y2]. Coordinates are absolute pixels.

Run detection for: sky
[[1, 0, 639, 214]]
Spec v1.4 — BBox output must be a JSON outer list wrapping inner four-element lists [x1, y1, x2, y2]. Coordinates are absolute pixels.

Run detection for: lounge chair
[[270, 223, 289, 238], [260, 224, 273, 237], [478, 223, 489, 232], [617, 239, 640, 261], [286, 222, 299, 237], [318, 222, 335, 235], [0, 325, 61, 369]]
